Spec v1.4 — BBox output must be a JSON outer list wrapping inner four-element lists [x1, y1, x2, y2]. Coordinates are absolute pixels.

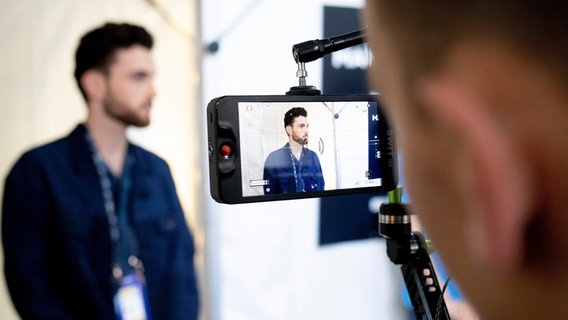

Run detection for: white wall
[[0, 1, 201, 319], [201, 1, 406, 319]]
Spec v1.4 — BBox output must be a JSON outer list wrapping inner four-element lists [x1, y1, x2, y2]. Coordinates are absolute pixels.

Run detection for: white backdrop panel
[[201, 1, 407, 319]]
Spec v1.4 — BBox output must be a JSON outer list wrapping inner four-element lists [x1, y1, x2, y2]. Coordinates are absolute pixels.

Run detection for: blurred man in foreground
[[364, 2, 568, 319]]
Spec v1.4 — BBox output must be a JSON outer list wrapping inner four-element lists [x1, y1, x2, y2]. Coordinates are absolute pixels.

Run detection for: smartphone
[[207, 94, 397, 204]]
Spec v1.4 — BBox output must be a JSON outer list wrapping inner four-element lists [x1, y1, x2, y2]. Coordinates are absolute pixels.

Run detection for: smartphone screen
[[208, 95, 397, 203]]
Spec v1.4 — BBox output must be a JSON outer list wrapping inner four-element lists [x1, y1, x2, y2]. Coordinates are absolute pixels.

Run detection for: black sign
[[319, 6, 387, 246]]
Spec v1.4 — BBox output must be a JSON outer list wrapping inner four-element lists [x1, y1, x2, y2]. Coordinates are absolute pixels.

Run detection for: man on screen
[[263, 107, 325, 194]]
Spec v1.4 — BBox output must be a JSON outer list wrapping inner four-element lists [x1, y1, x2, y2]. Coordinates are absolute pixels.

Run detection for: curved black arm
[[292, 29, 366, 63]]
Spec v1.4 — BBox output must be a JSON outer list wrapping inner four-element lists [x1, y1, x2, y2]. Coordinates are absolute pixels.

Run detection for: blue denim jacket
[[263, 143, 325, 194]]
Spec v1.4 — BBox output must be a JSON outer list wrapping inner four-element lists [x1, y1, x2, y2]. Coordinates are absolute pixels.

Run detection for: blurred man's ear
[[285, 125, 292, 137], [417, 46, 536, 273], [80, 70, 105, 102]]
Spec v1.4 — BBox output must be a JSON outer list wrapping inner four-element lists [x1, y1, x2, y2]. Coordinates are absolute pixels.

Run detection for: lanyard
[[85, 130, 140, 279], [289, 147, 305, 192]]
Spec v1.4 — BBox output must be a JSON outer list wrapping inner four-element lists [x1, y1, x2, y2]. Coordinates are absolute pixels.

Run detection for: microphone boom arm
[[287, 29, 366, 95], [292, 29, 367, 63]]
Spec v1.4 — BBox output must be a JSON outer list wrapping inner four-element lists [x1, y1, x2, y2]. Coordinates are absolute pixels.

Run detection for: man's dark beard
[[103, 99, 150, 127], [293, 137, 308, 146]]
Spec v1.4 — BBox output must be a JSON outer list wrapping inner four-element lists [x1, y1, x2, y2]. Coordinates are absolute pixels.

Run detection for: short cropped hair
[[284, 107, 308, 128], [74, 22, 153, 101], [373, 1, 568, 99]]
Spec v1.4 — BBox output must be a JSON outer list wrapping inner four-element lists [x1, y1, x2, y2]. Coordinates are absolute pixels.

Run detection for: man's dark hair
[[74, 22, 153, 101], [284, 107, 307, 128]]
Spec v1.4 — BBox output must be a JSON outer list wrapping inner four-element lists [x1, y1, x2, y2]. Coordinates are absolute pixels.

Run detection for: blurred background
[[0, 0, 407, 319]]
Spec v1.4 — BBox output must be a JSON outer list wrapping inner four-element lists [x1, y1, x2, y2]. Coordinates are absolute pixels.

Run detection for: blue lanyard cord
[[85, 131, 140, 279], [289, 148, 305, 192]]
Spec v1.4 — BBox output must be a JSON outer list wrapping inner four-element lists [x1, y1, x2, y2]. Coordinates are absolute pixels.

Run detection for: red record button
[[220, 144, 232, 157]]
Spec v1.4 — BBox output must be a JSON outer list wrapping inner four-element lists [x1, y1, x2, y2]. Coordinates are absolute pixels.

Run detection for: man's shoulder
[[129, 143, 166, 164], [6, 126, 85, 181], [308, 149, 321, 158], [269, 146, 288, 155], [265, 146, 289, 160], [305, 148, 318, 155], [15, 126, 81, 164]]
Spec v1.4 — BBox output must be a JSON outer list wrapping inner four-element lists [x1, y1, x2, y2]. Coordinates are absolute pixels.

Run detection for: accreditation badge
[[114, 273, 151, 320]]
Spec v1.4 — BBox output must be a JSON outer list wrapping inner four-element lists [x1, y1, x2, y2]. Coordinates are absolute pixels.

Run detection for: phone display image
[[207, 95, 397, 203], [239, 100, 384, 197]]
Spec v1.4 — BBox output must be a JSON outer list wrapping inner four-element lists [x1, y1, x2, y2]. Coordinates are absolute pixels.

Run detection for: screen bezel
[[208, 94, 398, 204]]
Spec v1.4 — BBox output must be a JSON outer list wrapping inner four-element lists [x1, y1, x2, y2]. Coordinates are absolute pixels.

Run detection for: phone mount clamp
[[286, 29, 366, 96], [379, 187, 451, 320], [287, 62, 320, 96]]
